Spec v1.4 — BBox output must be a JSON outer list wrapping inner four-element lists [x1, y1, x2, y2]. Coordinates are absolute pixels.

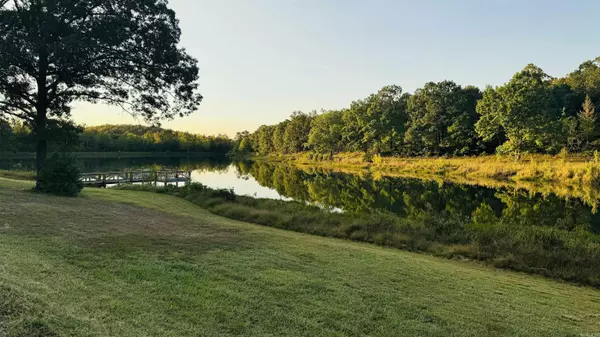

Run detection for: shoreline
[[120, 182, 600, 288], [1, 177, 598, 335]]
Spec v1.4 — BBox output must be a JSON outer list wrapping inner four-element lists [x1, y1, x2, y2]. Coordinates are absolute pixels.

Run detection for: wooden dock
[[80, 170, 192, 187]]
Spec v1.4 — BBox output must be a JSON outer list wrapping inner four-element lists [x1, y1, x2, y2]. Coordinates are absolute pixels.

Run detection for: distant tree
[[0, 0, 202, 189], [551, 81, 581, 118], [405, 81, 481, 156], [272, 121, 289, 154], [453, 85, 484, 153], [283, 111, 313, 153], [233, 131, 252, 153], [256, 125, 274, 154], [476, 65, 562, 157], [563, 57, 600, 106], [238, 137, 252, 153], [308, 110, 344, 154], [579, 95, 597, 149], [473, 86, 506, 152], [77, 125, 232, 153], [563, 115, 582, 153], [342, 85, 407, 154]]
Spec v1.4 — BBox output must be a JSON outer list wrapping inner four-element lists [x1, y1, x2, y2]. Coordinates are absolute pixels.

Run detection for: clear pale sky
[[70, 0, 599, 137]]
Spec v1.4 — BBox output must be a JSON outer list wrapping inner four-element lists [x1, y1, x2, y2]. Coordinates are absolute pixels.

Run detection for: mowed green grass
[[0, 179, 599, 336]]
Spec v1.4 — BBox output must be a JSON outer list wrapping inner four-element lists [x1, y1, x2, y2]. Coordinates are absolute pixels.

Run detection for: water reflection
[[191, 166, 290, 201], [193, 161, 600, 235], [1, 155, 230, 172]]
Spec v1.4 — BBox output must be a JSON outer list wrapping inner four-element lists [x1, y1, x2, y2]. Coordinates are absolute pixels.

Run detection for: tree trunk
[[35, 41, 49, 190], [34, 113, 47, 190]]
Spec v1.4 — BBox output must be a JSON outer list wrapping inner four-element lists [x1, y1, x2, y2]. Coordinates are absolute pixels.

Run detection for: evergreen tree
[[579, 95, 597, 149]]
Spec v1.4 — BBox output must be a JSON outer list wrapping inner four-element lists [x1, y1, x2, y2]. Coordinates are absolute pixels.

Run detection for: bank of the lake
[[122, 180, 600, 288], [257, 152, 600, 188], [4, 156, 600, 286], [1, 177, 599, 336]]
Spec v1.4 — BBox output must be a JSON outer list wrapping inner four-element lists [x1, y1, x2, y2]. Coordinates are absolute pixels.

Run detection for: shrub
[[208, 187, 236, 201], [178, 182, 236, 201], [557, 147, 568, 160], [37, 153, 83, 197]]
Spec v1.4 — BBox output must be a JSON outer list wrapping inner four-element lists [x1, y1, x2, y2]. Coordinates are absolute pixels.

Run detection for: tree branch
[[0, 103, 33, 121]]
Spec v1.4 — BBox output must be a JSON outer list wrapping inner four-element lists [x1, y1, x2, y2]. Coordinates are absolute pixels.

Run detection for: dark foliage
[[0, 0, 202, 186], [3, 122, 234, 154], [37, 153, 83, 196]]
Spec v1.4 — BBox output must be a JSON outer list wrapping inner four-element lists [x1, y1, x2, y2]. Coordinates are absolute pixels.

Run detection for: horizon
[[70, 0, 599, 137]]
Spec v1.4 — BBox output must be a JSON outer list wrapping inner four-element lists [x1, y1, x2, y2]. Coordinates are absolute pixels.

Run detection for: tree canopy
[[476, 65, 562, 155], [0, 0, 201, 186], [239, 57, 600, 158], [3, 122, 233, 153]]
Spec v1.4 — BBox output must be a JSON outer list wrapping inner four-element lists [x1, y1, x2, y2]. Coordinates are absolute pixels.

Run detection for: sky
[[70, 0, 600, 137]]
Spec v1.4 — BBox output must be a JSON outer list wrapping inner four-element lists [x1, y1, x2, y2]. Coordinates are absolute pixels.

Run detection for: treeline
[[0, 123, 234, 154], [236, 57, 600, 157]]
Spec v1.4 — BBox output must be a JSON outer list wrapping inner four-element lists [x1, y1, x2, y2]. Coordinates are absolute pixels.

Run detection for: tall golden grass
[[259, 152, 600, 208]]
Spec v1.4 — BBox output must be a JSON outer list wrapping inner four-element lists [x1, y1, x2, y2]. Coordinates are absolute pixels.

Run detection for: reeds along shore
[[259, 152, 600, 187]]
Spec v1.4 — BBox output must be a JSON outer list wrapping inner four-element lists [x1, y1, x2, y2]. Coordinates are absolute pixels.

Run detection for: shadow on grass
[[0, 285, 57, 337], [51, 232, 253, 279]]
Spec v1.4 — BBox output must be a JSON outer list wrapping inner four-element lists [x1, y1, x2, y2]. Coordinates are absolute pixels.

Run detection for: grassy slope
[[0, 179, 599, 336]]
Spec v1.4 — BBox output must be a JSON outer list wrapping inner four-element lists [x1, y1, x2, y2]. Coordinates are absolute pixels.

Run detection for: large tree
[[342, 85, 407, 154], [476, 65, 562, 156], [405, 81, 481, 156], [563, 57, 600, 106], [308, 110, 344, 154], [256, 124, 275, 154], [0, 0, 202, 188], [272, 120, 289, 154], [283, 111, 313, 153]]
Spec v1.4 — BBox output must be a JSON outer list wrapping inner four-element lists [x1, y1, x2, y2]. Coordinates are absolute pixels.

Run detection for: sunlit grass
[[119, 182, 600, 287], [0, 169, 35, 181], [0, 178, 599, 336]]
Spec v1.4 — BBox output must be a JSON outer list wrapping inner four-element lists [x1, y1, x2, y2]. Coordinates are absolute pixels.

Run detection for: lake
[[2, 155, 600, 235]]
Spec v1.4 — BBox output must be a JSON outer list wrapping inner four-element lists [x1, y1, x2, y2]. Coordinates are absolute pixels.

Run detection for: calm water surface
[[3, 156, 600, 234]]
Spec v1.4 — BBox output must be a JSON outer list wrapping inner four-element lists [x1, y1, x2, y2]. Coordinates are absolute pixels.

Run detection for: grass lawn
[[0, 178, 599, 336]]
